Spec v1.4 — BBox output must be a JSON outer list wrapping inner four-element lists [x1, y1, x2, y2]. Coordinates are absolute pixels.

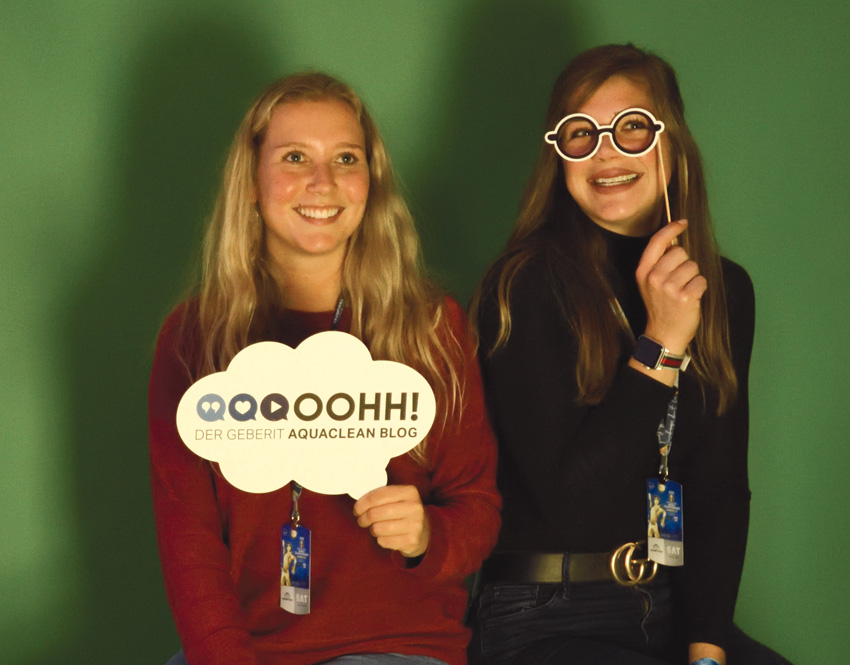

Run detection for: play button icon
[[260, 393, 289, 421]]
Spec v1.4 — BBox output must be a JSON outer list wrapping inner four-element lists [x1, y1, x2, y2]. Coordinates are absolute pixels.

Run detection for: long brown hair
[[194, 72, 464, 462], [472, 44, 737, 413]]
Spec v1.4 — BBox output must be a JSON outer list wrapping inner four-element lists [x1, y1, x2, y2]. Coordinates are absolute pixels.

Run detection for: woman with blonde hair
[[149, 72, 500, 665], [470, 45, 789, 664]]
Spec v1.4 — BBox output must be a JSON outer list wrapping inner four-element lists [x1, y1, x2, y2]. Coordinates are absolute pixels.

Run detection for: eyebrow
[[269, 141, 366, 152]]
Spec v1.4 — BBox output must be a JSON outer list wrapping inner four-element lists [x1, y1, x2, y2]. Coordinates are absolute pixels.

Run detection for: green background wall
[[2, 1, 846, 663]]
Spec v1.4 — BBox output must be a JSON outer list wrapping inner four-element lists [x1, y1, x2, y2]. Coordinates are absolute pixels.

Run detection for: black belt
[[481, 552, 613, 584], [482, 545, 659, 586]]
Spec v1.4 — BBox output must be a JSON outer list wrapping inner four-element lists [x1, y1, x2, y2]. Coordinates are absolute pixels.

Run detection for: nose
[[594, 131, 618, 159], [307, 162, 337, 194]]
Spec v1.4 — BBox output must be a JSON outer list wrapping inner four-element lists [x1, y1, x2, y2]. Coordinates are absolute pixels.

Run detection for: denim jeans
[[469, 567, 793, 665], [470, 568, 677, 665], [166, 650, 448, 665]]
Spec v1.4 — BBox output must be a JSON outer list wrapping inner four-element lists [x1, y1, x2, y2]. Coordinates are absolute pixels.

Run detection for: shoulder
[[479, 253, 554, 319], [441, 294, 466, 321], [720, 257, 754, 300], [157, 299, 193, 336], [149, 300, 202, 416], [718, 257, 755, 363], [153, 299, 202, 377], [497, 253, 551, 292], [719, 257, 755, 321], [438, 295, 473, 341], [156, 298, 199, 344], [477, 253, 574, 363]]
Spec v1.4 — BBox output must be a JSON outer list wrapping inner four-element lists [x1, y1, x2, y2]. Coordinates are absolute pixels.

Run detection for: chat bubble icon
[[261, 393, 289, 421], [228, 393, 258, 421], [196, 394, 226, 422], [175, 332, 436, 498]]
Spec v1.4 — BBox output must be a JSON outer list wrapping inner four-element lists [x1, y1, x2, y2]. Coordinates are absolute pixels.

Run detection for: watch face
[[634, 336, 663, 369]]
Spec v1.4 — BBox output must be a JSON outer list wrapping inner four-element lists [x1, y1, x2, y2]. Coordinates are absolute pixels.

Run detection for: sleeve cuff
[[391, 506, 449, 579]]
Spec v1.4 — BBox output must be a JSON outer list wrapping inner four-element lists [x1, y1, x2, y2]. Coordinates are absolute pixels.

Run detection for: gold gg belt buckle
[[610, 542, 658, 586]]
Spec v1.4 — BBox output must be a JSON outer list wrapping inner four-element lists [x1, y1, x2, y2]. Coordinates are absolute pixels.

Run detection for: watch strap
[[633, 335, 690, 371]]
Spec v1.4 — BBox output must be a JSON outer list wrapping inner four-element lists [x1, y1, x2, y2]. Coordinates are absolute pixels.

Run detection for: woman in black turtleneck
[[470, 44, 790, 665]]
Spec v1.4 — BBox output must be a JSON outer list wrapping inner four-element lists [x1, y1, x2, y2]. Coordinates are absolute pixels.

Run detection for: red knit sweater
[[148, 298, 500, 665]]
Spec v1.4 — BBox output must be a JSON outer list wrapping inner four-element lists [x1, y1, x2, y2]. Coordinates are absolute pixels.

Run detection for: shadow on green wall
[[44, 4, 594, 662], [50, 18, 277, 665], [409, 0, 590, 304]]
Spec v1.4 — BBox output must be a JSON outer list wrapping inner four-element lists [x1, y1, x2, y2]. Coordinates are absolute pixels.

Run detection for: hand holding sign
[[354, 485, 431, 558], [175, 331, 436, 498]]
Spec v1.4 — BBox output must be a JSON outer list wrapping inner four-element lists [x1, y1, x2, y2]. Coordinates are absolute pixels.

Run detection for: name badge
[[646, 478, 684, 566], [280, 524, 311, 614]]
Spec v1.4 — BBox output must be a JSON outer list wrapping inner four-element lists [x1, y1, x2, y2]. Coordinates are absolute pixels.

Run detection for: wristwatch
[[633, 335, 690, 371]]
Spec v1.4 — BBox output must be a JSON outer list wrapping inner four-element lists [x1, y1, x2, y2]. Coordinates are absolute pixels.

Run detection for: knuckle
[[647, 272, 664, 289], [403, 485, 418, 500]]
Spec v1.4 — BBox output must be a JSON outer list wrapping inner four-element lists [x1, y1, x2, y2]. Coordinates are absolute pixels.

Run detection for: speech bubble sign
[[175, 331, 436, 498]]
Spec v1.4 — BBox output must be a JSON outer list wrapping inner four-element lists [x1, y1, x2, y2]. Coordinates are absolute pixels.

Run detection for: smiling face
[[255, 99, 370, 269], [564, 75, 672, 237]]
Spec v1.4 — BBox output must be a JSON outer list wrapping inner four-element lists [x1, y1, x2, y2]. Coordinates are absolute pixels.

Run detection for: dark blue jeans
[[469, 570, 792, 665], [471, 570, 676, 665]]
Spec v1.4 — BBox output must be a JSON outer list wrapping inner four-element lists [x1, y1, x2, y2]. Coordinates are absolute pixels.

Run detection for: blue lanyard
[[291, 295, 346, 524], [656, 393, 677, 482], [331, 295, 345, 331], [611, 298, 678, 481]]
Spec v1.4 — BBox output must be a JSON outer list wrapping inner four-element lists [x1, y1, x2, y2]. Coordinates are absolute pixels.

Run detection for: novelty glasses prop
[[545, 107, 672, 223]]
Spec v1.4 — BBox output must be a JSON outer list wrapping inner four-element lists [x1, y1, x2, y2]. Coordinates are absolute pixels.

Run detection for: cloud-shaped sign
[[175, 331, 436, 498]]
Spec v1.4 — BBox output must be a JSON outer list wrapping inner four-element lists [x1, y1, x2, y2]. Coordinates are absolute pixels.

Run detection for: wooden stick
[[658, 145, 672, 225]]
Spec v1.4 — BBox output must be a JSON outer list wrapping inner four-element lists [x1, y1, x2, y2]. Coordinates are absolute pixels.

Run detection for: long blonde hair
[[195, 72, 463, 462], [472, 44, 737, 413]]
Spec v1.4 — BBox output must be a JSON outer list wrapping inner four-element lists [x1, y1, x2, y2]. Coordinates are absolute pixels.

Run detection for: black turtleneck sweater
[[477, 225, 754, 650]]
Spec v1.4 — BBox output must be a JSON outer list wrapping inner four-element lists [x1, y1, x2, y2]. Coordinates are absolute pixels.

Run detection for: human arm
[[148, 307, 257, 665], [366, 298, 501, 579], [629, 220, 706, 386], [632, 226, 752, 654], [673, 259, 754, 654]]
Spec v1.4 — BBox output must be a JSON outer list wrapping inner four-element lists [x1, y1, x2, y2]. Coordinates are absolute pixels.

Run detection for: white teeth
[[593, 174, 639, 186], [297, 207, 341, 219]]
